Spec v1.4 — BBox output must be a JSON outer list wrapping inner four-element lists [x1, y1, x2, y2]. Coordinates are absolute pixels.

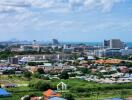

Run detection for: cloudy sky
[[0, 0, 132, 42]]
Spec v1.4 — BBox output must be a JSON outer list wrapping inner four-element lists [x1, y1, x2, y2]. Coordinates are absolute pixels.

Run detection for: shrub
[[23, 70, 32, 79], [59, 72, 69, 80], [33, 72, 41, 78], [29, 80, 51, 91], [37, 68, 44, 74], [64, 93, 75, 100]]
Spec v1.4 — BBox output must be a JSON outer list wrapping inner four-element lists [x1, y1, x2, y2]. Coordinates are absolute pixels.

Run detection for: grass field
[[0, 75, 132, 100]]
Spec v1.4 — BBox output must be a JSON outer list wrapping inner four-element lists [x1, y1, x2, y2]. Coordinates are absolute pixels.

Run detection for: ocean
[[62, 42, 132, 47]]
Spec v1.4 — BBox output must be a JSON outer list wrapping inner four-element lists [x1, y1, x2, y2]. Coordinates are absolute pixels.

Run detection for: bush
[[40, 75, 50, 80], [71, 86, 86, 93], [37, 68, 44, 74], [22, 95, 30, 100], [33, 72, 41, 78], [59, 72, 69, 80], [23, 70, 32, 79], [64, 93, 75, 100], [69, 73, 76, 77], [51, 78, 60, 82], [79, 68, 91, 74], [3, 70, 15, 74], [28, 62, 44, 66], [29, 80, 51, 91]]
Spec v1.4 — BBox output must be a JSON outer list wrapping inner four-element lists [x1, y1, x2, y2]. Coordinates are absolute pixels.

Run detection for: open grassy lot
[[2, 88, 132, 100], [75, 89, 132, 100], [53, 79, 132, 100], [0, 75, 29, 84], [1, 91, 42, 100], [0, 75, 132, 100]]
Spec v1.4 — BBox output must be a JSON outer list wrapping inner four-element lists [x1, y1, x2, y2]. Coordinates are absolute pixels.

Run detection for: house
[[91, 68, 97, 73], [112, 98, 123, 100], [0, 88, 11, 97], [95, 59, 121, 64], [57, 82, 67, 91], [28, 65, 74, 74], [119, 66, 128, 73], [127, 97, 132, 100], [77, 57, 85, 61], [87, 56, 95, 60], [21, 95, 30, 100], [30, 97, 42, 100], [1, 83, 17, 88], [100, 70, 107, 73], [43, 89, 61, 100], [48, 97, 66, 100]]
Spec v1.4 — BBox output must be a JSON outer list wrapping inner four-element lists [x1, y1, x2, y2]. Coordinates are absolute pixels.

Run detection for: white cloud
[[68, 0, 125, 12], [100, 0, 125, 12], [0, 0, 126, 14], [0, 0, 129, 35], [84, 0, 97, 9]]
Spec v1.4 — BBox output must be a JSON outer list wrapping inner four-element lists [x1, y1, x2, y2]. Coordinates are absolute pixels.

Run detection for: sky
[[0, 0, 132, 42]]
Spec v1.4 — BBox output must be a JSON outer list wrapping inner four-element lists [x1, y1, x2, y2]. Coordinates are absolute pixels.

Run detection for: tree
[[35, 81, 50, 91], [28, 62, 43, 66], [41, 75, 50, 80], [28, 62, 36, 66], [33, 72, 41, 78], [79, 68, 91, 74], [23, 71, 32, 79], [59, 72, 69, 80], [64, 93, 75, 100], [29, 80, 51, 91], [120, 90, 128, 99], [3, 70, 15, 74], [96, 72, 104, 79], [128, 70, 132, 74], [23, 95, 30, 100], [37, 68, 44, 74]]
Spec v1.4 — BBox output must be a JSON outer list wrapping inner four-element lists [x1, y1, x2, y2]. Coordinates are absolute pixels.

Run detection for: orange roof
[[43, 89, 61, 97], [95, 59, 121, 64]]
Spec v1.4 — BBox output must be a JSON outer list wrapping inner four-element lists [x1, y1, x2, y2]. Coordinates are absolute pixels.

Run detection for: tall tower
[[52, 39, 59, 45], [32, 40, 37, 46], [110, 39, 123, 49], [103, 40, 110, 48]]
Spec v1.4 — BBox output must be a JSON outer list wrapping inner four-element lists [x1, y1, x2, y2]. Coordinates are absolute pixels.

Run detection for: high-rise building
[[104, 39, 124, 49], [94, 49, 121, 57], [32, 40, 37, 46], [9, 57, 19, 64], [104, 40, 110, 47], [52, 39, 60, 45], [110, 39, 123, 49]]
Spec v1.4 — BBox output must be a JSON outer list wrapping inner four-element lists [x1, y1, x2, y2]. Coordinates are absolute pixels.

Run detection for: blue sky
[[0, 0, 132, 42]]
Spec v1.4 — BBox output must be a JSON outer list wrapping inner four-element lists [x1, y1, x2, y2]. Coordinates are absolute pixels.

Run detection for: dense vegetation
[[115, 61, 132, 68], [28, 62, 44, 66], [0, 51, 54, 59], [1, 75, 132, 100], [29, 80, 51, 91]]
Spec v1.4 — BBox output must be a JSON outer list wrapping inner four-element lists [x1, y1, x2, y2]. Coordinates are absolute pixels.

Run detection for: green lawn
[[1, 75, 132, 100], [0, 75, 29, 84], [1, 86, 42, 100], [75, 89, 132, 100], [1, 91, 42, 100]]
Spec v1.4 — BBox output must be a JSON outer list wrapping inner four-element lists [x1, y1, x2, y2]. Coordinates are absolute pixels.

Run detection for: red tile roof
[[43, 89, 61, 97]]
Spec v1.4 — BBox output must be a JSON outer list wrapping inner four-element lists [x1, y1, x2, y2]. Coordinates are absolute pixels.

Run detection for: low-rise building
[[120, 47, 132, 56]]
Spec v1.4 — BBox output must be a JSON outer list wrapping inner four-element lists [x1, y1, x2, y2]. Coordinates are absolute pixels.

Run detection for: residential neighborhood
[[0, 0, 132, 99], [0, 39, 132, 100]]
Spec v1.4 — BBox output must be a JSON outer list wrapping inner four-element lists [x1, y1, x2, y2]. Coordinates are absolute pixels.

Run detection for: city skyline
[[0, 0, 132, 42]]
